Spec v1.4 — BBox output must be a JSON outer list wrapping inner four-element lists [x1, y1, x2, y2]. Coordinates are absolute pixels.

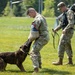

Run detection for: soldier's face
[[59, 6, 66, 12], [28, 10, 36, 18], [59, 7, 64, 12]]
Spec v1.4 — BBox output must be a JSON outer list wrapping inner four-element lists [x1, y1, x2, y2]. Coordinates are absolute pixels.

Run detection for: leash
[[51, 29, 59, 49]]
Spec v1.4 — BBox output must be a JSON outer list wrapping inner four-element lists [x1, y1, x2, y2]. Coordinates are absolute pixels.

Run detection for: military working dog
[[0, 40, 32, 72]]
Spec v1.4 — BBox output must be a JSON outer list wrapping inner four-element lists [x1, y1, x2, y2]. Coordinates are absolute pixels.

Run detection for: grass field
[[0, 17, 75, 75]]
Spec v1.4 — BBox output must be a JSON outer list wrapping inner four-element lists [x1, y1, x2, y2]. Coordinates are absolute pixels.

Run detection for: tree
[[3, 2, 10, 16], [24, 0, 39, 12], [13, 2, 26, 17], [42, 0, 54, 17], [0, 0, 75, 17], [0, 0, 8, 16]]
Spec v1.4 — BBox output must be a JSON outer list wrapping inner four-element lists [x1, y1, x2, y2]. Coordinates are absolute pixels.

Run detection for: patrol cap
[[57, 2, 66, 10], [26, 8, 35, 15]]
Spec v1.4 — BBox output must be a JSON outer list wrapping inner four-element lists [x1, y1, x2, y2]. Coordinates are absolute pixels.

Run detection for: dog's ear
[[19, 39, 32, 52], [19, 45, 27, 51], [20, 45, 23, 49]]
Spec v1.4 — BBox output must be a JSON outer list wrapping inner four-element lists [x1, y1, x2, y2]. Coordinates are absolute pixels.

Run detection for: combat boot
[[66, 57, 73, 65], [33, 68, 39, 73], [52, 58, 63, 65], [39, 64, 42, 69], [39, 63, 42, 69]]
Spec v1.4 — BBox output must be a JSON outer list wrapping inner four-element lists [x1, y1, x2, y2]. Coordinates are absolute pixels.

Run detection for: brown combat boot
[[39, 65, 42, 69], [52, 58, 63, 65], [39, 63, 42, 69], [66, 57, 73, 65], [33, 68, 39, 73]]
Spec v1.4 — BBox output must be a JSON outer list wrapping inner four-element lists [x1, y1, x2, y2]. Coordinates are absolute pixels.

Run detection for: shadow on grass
[[2, 64, 75, 74], [5, 70, 24, 73], [40, 68, 70, 75], [68, 64, 75, 66], [3, 70, 33, 73]]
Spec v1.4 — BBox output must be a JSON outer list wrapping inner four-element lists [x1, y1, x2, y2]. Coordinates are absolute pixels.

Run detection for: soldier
[[52, 2, 74, 65], [26, 8, 49, 73]]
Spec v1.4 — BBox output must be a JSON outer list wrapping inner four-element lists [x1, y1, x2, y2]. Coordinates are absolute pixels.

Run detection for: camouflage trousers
[[58, 29, 74, 58], [30, 36, 49, 68]]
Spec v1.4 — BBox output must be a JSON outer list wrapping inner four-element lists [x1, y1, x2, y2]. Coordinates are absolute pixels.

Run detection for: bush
[[0, 0, 8, 16]]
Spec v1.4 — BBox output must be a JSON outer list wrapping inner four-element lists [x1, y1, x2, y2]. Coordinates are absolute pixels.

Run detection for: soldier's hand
[[62, 30, 66, 34], [52, 29, 56, 33]]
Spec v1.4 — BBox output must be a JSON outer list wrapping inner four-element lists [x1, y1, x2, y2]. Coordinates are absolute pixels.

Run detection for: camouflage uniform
[[58, 10, 74, 59], [28, 13, 49, 68]]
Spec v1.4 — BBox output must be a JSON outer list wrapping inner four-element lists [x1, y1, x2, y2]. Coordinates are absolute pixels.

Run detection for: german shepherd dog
[[0, 40, 32, 72]]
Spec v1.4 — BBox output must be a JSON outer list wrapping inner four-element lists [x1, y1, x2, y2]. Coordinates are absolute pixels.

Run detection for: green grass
[[0, 17, 75, 75]]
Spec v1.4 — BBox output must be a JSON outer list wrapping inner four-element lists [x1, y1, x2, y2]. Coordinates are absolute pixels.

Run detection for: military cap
[[57, 2, 66, 10]]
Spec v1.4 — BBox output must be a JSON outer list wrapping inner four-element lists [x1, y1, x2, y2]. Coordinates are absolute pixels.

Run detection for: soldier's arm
[[64, 10, 74, 31], [53, 14, 63, 32], [54, 23, 62, 32]]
